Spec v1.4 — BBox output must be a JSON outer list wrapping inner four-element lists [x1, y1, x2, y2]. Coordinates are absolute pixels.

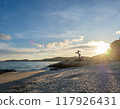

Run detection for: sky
[[0, 0, 120, 60]]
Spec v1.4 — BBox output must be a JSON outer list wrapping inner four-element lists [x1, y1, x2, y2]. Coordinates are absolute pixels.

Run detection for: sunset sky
[[0, 0, 120, 60]]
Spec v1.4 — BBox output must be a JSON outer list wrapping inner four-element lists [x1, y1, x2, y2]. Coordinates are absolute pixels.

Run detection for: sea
[[0, 61, 58, 72]]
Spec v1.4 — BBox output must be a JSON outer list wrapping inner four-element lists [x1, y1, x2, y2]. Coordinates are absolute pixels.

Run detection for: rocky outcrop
[[48, 58, 92, 70], [110, 39, 120, 60], [0, 69, 16, 74]]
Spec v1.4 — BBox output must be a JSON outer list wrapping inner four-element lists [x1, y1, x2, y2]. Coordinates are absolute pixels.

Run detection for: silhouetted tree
[[75, 50, 81, 59]]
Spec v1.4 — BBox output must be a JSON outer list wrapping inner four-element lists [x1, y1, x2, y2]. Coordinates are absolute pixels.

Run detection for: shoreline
[[0, 61, 120, 92], [0, 70, 46, 84]]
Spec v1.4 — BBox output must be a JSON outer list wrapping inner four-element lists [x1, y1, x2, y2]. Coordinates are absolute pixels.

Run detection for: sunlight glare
[[95, 41, 110, 54]]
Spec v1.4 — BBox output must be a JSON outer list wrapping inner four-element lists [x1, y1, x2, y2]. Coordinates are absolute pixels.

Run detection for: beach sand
[[0, 70, 46, 84], [0, 62, 120, 93]]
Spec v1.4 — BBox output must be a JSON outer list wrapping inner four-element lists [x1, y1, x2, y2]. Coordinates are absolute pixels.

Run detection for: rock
[[0, 69, 16, 74], [48, 59, 85, 70]]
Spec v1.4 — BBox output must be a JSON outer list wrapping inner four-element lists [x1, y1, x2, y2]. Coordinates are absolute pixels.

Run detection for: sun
[[96, 45, 108, 54], [95, 41, 110, 54]]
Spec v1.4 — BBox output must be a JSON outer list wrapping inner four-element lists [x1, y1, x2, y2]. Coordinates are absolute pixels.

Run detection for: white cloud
[[72, 36, 84, 42], [65, 40, 110, 51], [32, 43, 44, 48], [46, 36, 84, 48], [87, 40, 108, 46], [46, 42, 58, 48], [58, 40, 70, 47], [44, 40, 106, 57], [0, 34, 12, 40], [116, 31, 120, 35], [0, 40, 110, 60]]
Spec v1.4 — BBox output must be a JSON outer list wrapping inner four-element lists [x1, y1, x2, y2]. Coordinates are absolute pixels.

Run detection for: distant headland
[[3, 57, 78, 62]]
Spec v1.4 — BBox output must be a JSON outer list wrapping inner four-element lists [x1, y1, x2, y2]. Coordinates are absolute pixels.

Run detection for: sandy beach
[[0, 62, 120, 93], [0, 70, 46, 84]]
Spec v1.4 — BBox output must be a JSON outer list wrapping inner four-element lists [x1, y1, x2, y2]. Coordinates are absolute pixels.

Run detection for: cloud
[[71, 36, 84, 42], [0, 47, 41, 55], [46, 42, 58, 48], [32, 36, 84, 48], [116, 31, 120, 35], [51, 8, 83, 21], [52, 11, 70, 19], [12, 30, 83, 40], [57, 40, 70, 47], [66, 45, 96, 50], [65, 40, 110, 51], [0, 34, 12, 40], [87, 40, 110, 47], [13, 33, 25, 39], [0, 40, 110, 60], [46, 36, 84, 48], [32, 43, 44, 48]]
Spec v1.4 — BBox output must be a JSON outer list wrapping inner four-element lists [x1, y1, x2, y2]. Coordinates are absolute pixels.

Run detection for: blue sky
[[0, 0, 120, 60]]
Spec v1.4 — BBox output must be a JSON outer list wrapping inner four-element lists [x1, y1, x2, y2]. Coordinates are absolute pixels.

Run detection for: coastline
[[0, 61, 120, 93], [0, 70, 46, 84]]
